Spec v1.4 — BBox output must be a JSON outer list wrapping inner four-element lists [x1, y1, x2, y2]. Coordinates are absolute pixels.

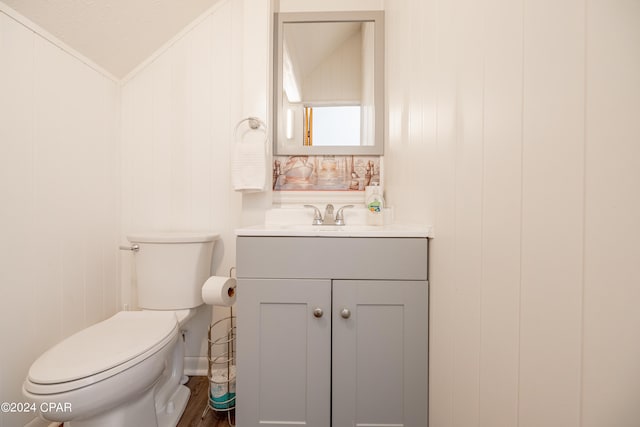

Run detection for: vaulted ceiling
[[3, 0, 220, 79]]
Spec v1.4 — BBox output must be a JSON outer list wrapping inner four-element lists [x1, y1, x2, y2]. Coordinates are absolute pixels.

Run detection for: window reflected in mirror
[[302, 106, 361, 147]]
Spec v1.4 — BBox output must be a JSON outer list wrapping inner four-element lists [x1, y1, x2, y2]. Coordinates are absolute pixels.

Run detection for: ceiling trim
[[0, 1, 119, 83]]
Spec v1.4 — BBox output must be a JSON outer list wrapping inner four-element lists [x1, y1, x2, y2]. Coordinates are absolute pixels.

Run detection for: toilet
[[23, 231, 219, 427]]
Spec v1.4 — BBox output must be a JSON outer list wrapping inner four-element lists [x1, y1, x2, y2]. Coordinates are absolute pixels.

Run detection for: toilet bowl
[[23, 311, 183, 426], [23, 232, 218, 427]]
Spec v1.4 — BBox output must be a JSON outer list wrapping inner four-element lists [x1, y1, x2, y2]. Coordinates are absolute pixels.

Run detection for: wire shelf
[[201, 309, 236, 425]]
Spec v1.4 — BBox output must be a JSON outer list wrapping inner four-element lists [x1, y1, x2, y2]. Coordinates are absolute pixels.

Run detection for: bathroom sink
[[235, 207, 432, 237], [236, 208, 432, 237], [235, 223, 431, 237]]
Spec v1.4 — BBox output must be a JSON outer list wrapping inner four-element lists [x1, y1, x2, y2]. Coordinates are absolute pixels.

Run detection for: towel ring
[[234, 116, 267, 137], [234, 116, 268, 157]]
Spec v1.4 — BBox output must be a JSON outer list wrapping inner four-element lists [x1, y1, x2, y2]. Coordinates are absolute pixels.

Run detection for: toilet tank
[[127, 232, 219, 310]]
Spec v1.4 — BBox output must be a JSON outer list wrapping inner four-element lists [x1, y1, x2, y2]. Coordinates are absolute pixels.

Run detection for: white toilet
[[23, 231, 219, 427]]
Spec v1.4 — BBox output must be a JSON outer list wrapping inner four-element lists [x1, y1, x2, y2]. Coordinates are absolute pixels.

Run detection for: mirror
[[274, 11, 384, 155]]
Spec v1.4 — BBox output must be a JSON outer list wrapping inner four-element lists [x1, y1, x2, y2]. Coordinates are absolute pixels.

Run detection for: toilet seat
[[25, 311, 179, 395]]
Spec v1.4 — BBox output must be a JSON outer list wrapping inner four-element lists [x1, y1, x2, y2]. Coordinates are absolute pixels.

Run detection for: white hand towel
[[232, 134, 267, 192]]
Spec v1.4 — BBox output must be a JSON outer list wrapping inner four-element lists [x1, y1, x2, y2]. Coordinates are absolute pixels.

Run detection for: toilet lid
[[28, 311, 178, 386]]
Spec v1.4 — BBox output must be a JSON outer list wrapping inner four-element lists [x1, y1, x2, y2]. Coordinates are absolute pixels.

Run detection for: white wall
[[384, 0, 640, 426], [0, 8, 119, 427], [119, 0, 270, 369], [3, 0, 639, 426], [119, 0, 271, 291], [120, 0, 242, 297], [119, 0, 242, 368]]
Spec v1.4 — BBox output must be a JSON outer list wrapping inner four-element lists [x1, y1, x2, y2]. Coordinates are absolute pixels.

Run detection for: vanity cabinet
[[236, 237, 429, 427]]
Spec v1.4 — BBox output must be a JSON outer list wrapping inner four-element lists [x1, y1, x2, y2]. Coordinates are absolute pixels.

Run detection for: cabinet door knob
[[340, 308, 351, 319], [313, 307, 324, 318]]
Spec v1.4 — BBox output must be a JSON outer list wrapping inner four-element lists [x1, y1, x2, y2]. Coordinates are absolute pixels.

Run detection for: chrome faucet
[[304, 204, 354, 226], [323, 204, 336, 225], [335, 205, 354, 225], [304, 205, 324, 225]]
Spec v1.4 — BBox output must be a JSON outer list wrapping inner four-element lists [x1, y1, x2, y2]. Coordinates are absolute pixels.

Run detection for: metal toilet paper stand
[[201, 270, 236, 426]]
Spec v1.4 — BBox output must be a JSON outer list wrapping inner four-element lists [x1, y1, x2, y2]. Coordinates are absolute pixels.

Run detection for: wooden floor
[[177, 376, 234, 427]]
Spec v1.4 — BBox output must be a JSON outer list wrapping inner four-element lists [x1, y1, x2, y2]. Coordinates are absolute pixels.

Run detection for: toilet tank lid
[[127, 231, 220, 243]]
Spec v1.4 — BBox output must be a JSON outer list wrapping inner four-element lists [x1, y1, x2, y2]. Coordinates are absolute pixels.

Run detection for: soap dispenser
[[365, 184, 385, 226]]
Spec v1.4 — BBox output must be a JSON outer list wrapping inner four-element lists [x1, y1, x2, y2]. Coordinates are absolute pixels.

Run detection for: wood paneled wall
[[119, 0, 244, 309], [0, 10, 119, 427], [384, 0, 640, 426], [119, 0, 271, 367]]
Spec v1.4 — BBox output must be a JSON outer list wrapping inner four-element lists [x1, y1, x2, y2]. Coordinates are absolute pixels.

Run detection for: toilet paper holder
[[202, 310, 236, 423], [201, 267, 236, 425]]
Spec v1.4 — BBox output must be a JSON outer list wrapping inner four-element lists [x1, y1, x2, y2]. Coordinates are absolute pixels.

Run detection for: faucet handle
[[304, 204, 323, 225], [335, 205, 354, 226]]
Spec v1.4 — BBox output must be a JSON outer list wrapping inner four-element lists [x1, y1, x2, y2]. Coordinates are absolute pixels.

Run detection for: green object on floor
[[210, 392, 236, 410]]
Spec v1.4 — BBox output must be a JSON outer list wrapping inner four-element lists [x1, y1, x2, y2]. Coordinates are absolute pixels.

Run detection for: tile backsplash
[[273, 156, 381, 191]]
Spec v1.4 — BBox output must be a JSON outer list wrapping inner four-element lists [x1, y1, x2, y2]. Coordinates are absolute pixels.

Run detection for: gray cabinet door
[[332, 280, 429, 427], [236, 278, 331, 427]]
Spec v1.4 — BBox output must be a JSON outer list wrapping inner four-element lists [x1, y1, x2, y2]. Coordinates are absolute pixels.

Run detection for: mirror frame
[[273, 11, 385, 156]]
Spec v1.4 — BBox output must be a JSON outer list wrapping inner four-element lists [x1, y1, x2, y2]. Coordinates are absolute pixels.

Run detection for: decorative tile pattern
[[273, 156, 381, 191]]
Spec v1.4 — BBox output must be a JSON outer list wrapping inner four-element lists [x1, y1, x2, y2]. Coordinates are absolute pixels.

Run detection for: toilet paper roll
[[210, 366, 237, 398], [202, 276, 237, 306]]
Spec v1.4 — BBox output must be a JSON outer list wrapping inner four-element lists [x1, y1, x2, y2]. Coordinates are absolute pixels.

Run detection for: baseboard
[[184, 356, 209, 376]]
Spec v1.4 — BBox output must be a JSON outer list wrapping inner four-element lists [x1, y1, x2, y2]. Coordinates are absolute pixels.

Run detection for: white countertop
[[235, 223, 433, 238], [235, 207, 433, 238]]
